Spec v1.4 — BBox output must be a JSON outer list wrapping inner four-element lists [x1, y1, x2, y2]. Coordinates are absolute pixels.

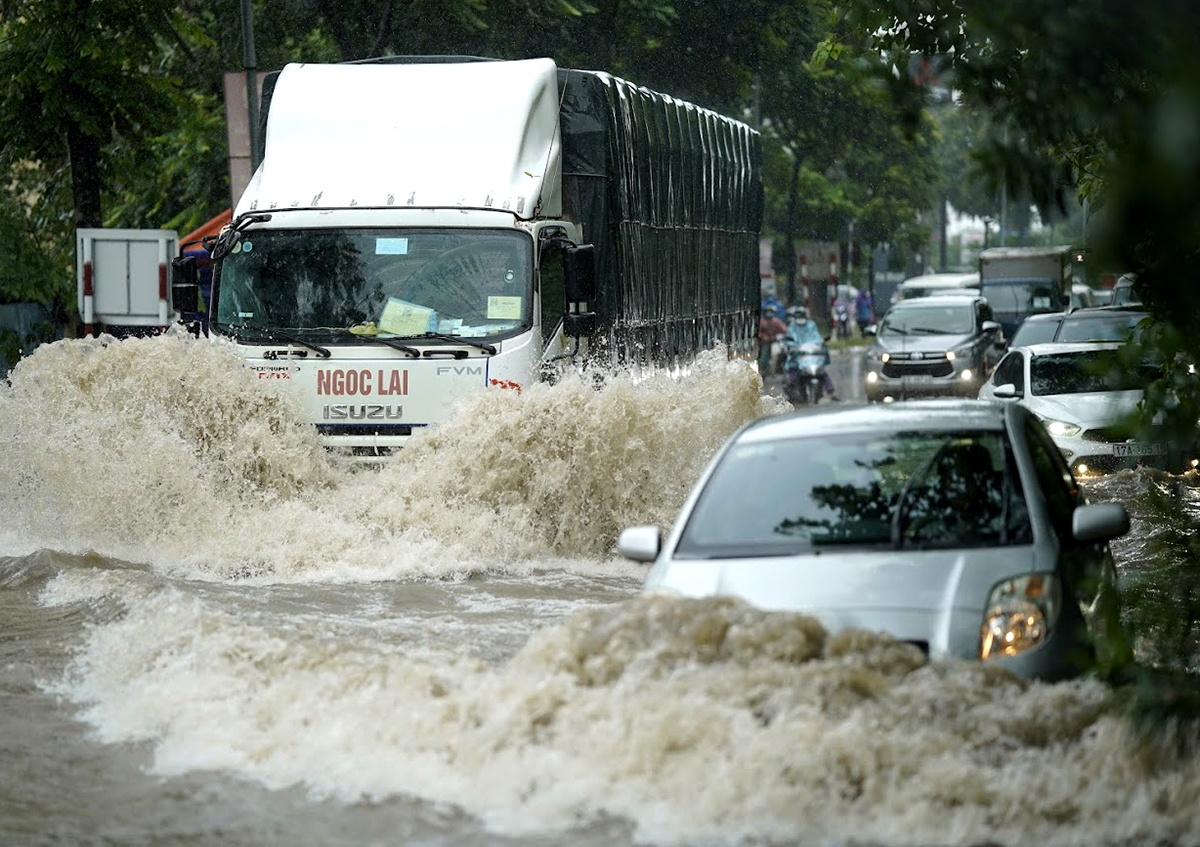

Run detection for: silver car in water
[[618, 400, 1130, 680]]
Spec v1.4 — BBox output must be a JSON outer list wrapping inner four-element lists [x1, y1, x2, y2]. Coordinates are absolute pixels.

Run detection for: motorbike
[[784, 341, 828, 406], [770, 332, 788, 375]]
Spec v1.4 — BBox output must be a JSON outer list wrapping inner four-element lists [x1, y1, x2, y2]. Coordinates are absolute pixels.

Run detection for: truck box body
[[978, 245, 1073, 337], [205, 57, 762, 454]]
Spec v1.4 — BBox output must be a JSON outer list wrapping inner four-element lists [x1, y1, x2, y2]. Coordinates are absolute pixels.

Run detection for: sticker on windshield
[[487, 296, 522, 320], [241, 240, 253, 253], [375, 238, 409, 255], [379, 297, 435, 335]]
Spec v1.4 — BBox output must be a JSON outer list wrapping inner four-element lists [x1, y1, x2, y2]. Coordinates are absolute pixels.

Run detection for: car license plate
[[902, 375, 934, 385], [1112, 442, 1168, 457]]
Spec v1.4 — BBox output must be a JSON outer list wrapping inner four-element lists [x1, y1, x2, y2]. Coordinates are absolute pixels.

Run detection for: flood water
[[2, 332, 1198, 846]]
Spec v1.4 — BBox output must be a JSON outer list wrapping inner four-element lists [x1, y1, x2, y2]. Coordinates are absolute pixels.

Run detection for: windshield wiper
[[907, 326, 952, 335], [385, 331, 497, 356], [216, 322, 331, 358], [321, 328, 420, 358], [881, 325, 908, 335]]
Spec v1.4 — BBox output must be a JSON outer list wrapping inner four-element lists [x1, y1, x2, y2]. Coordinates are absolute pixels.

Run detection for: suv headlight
[[1044, 419, 1082, 437], [980, 574, 1061, 660]]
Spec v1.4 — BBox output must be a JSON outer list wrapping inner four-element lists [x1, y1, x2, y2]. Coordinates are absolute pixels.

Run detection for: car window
[[1009, 316, 1062, 347], [674, 430, 1031, 557], [1023, 417, 1080, 536], [992, 351, 1025, 390], [1056, 312, 1144, 343]]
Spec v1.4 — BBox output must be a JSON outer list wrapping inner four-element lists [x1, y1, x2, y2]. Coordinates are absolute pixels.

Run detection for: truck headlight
[[1045, 419, 1081, 437], [980, 574, 1061, 660]]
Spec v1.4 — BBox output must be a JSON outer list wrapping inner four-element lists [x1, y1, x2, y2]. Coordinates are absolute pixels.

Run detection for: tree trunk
[[66, 119, 102, 229]]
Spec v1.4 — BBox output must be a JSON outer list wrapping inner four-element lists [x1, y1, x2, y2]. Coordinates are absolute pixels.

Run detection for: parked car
[[618, 400, 1129, 680], [978, 341, 1188, 475], [863, 295, 1004, 402]]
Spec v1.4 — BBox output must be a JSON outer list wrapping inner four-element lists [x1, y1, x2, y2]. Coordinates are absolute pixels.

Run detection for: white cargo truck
[[172, 57, 763, 456], [978, 245, 1074, 338]]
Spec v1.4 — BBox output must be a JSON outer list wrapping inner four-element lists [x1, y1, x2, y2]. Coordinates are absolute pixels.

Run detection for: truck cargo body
[[188, 58, 762, 455], [978, 245, 1073, 338]]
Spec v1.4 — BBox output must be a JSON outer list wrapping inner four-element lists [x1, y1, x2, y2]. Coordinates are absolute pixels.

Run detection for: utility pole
[[241, 0, 261, 171]]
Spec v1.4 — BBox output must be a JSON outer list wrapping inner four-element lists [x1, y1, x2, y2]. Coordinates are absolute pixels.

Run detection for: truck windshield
[[982, 279, 1064, 314], [214, 228, 532, 339]]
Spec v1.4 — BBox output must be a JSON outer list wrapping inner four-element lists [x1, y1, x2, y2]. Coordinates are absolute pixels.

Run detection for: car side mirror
[[992, 383, 1022, 399], [862, 324, 876, 337], [171, 256, 199, 314], [982, 320, 1001, 333], [1072, 502, 1130, 543], [617, 525, 662, 562]]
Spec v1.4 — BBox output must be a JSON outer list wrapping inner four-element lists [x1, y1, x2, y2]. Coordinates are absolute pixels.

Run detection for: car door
[[1022, 417, 1118, 663]]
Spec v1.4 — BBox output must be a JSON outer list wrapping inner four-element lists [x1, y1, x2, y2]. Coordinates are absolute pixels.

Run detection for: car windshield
[[1030, 350, 1160, 395], [1056, 312, 1145, 343], [983, 279, 1064, 313], [879, 305, 973, 335], [675, 430, 1030, 557], [1010, 316, 1063, 347], [214, 228, 532, 339]]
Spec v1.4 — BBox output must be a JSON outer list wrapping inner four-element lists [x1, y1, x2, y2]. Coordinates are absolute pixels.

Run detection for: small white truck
[[172, 57, 763, 455]]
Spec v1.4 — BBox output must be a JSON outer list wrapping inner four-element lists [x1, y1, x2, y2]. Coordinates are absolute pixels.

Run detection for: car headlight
[[945, 350, 956, 361], [1044, 419, 1082, 437], [880, 352, 891, 363], [980, 574, 1061, 660]]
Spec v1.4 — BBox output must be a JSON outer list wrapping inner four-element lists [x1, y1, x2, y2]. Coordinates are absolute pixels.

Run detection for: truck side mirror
[[564, 243, 597, 303], [171, 256, 199, 314]]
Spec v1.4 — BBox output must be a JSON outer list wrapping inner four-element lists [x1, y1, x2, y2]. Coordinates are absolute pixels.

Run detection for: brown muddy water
[[1, 333, 1197, 846]]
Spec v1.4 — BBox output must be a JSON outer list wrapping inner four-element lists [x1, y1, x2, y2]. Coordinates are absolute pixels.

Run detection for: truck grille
[[315, 424, 425, 437]]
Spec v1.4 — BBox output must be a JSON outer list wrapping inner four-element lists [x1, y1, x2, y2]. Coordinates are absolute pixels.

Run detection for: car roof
[[738, 400, 1010, 443], [1016, 341, 1123, 356], [1063, 304, 1148, 317], [900, 272, 979, 287], [1017, 311, 1066, 324], [888, 294, 982, 308]]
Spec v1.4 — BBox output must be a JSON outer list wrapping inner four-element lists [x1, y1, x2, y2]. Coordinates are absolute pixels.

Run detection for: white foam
[[1, 333, 780, 582], [49, 589, 1200, 846]]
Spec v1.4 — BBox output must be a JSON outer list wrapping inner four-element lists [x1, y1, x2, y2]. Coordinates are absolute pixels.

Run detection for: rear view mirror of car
[[617, 525, 662, 562], [993, 383, 1022, 399], [862, 324, 877, 337], [1072, 502, 1130, 543], [982, 320, 1001, 333]]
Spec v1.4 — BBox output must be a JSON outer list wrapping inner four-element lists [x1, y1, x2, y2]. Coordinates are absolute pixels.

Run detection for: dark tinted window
[[1024, 418, 1079, 536], [992, 351, 1025, 391], [1009, 316, 1062, 347], [984, 280, 1065, 313], [675, 430, 1031, 557], [1056, 312, 1145, 343]]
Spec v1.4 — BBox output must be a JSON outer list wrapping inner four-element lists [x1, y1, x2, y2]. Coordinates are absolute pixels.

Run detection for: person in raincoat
[[784, 306, 839, 400]]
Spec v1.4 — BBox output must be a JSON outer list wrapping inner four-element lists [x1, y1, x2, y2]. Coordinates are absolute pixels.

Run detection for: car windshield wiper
[[385, 331, 497, 356], [215, 322, 331, 358], [881, 325, 908, 335], [907, 326, 953, 334], [319, 328, 420, 358]]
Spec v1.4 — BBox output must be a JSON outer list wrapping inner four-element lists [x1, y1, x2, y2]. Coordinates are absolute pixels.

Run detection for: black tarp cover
[[558, 69, 763, 365]]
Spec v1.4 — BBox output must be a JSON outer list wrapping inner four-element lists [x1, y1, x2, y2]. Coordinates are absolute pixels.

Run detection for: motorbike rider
[[784, 306, 839, 401], [757, 304, 787, 375]]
